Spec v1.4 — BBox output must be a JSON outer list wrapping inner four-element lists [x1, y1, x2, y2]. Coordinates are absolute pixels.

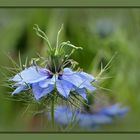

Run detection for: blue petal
[[12, 84, 28, 95], [11, 66, 48, 84], [56, 80, 73, 98], [75, 88, 87, 100], [54, 106, 73, 125], [77, 72, 95, 82], [63, 68, 96, 91], [62, 73, 84, 87], [79, 82, 96, 91], [39, 75, 57, 88], [48, 106, 79, 126], [32, 83, 54, 100], [78, 114, 112, 128], [63, 68, 75, 75]]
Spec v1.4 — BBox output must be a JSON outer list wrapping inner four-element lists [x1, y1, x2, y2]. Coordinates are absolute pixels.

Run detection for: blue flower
[[10, 66, 96, 100], [99, 103, 129, 117], [78, 113, 112, 128], [49, 104, 128, 128], [48, 106, 79, 126]]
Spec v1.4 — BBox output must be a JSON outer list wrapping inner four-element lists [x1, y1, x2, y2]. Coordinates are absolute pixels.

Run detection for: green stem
[[51, 96, 55, 128]]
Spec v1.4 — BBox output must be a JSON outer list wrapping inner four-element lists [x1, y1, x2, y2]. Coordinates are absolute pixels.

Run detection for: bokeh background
[[0, 8, 139, 131]]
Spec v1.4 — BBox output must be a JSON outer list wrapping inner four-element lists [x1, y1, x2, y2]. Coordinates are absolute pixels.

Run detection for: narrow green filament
[[51, 96, 55, 128]]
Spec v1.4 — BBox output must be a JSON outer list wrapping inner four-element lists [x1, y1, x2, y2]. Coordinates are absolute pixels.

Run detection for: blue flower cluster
[[49, 104, 128, 128], [10, 66, 96, 100]]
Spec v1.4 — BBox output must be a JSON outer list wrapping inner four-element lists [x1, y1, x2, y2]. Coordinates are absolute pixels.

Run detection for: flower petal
[[63, 73, 95, 91], [79, 82, 96, 91], [32, 83, 54, 100], [62, 73, 83, 87], [63, 68, 76, 75], [39, 79, 54, 88], [48, 106, 79, 126], [77, 72, 95, 82], [12, 84, 28, 95], [63, 68, 96, 91], [56, 80, 73, 98], [75, 88, 87, 100], [39, 75, 57, 88], [11, 66, 48, 84]]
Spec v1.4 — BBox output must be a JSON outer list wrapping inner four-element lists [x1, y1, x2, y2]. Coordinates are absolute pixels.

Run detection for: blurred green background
[[0, 8, 140, 131]]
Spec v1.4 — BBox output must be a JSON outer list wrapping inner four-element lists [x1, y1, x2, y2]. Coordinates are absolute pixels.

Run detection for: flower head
[[9, 25, 96, 101], [49, 104, 128, 129], [11, 66, 95, 100]]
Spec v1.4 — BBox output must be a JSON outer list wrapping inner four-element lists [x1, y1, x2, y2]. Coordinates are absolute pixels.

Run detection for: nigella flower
[[98, 103, 129, 117], [48, 106, 79, 126], [49, 104, 128, 128], [9, 24, 96, 101], [10, 66, 96, 100], [78, 104, 129, 128]]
